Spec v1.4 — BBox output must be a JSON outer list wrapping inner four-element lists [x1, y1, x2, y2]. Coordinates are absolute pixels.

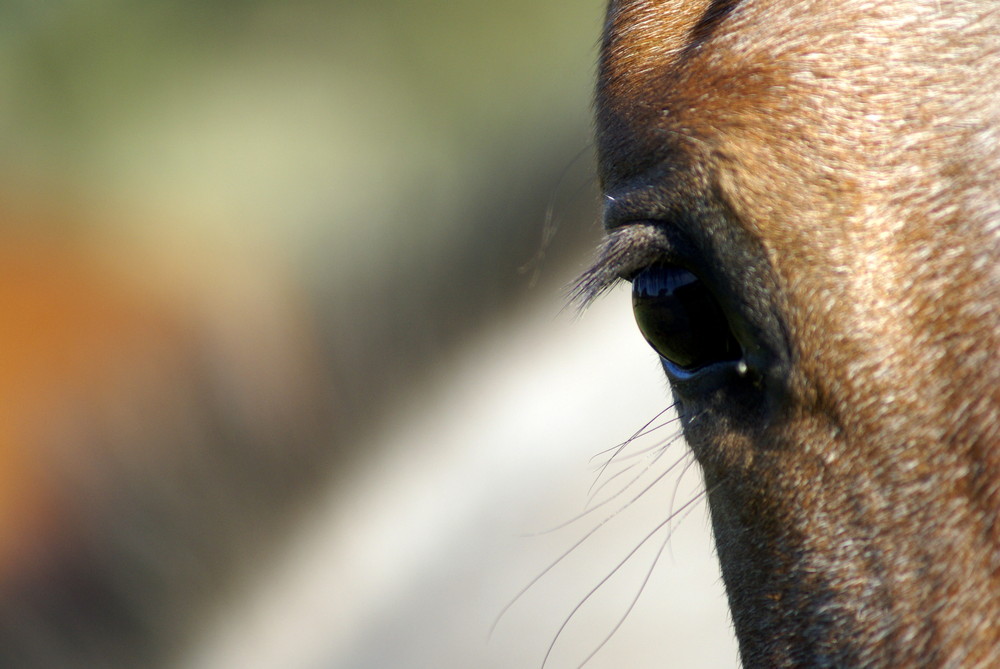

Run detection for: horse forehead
[[599, 0, 807, 149], [598, 0, 1000, 180], [601, 1, 999, 103], [600, 0, 840, 112], [597, 0, 828, 189], [600, 0, 708, 78]]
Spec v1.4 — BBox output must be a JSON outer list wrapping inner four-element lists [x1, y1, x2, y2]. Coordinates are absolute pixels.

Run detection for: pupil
[[632, 265, 741, 370]]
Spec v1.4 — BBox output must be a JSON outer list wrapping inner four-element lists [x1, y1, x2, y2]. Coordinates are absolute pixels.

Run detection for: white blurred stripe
[[179, 280, 739, 669]]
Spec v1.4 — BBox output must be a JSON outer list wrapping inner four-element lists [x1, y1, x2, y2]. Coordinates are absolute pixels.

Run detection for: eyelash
[[571, 223, 685, 309]]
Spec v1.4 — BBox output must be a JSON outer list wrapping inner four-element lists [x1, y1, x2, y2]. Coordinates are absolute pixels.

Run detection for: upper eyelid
[[576, 178, 702, 307], [602, 181, 684, 231]]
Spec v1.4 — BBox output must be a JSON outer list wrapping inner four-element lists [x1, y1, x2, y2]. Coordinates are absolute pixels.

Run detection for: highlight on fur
[[591, 0, 1000, 665]]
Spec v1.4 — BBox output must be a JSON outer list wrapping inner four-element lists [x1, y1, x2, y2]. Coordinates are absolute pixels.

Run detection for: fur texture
[[592, 0, 1000, 665]]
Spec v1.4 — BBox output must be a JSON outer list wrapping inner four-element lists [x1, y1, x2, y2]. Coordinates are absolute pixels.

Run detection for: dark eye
[[632, 265, 742, 371]]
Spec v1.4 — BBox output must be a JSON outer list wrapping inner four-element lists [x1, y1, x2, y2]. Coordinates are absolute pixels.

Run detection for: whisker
[[593, 417, 684, 463], [522, 411, 685, 539], [585, 405, 695, 503], [490, 514, 606, 640], [587, 459, 643, 495], [586, 430, 686, 505], [589, 405, 677, 462], [575, 482, 718, 668], [665, 451, 700, 547], [588, 404, 677, 495], [492, 434, 689, 639], [540, 484, 714, 669], [519, 435, 686, 548]]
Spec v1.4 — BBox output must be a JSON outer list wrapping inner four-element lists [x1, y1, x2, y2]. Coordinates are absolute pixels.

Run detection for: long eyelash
[[569, 224, 671, 309]]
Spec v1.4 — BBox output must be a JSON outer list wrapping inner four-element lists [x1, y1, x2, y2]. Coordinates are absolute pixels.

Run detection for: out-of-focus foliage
[[1, 0, 605, 409], [0, 0, 600, 244]]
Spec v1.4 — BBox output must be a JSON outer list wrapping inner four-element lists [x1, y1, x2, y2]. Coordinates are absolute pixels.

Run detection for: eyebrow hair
[[570, 223, 671, 309]]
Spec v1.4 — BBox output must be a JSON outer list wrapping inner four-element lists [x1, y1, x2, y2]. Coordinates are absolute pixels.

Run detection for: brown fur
[[591, 0, 1000, 665]]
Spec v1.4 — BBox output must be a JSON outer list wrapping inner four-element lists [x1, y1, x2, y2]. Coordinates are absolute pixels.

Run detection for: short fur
[[591, 0, 1000, 665]]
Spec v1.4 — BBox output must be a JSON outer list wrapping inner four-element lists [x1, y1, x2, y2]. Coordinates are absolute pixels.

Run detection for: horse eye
[[632, 265, 742, 371]]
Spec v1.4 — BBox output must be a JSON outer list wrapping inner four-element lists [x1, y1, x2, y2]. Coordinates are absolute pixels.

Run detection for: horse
[[581, 0, 1000, 665]]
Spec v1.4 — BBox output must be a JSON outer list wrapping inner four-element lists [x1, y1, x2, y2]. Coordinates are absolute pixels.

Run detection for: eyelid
[[602, 181, 681, 231]]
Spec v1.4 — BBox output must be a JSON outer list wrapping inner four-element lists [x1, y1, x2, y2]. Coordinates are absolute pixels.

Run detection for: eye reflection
[[632, 265, 742, 371]]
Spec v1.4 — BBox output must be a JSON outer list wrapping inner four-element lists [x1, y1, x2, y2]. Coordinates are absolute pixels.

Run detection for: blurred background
[[0, 1, 737, 667]]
